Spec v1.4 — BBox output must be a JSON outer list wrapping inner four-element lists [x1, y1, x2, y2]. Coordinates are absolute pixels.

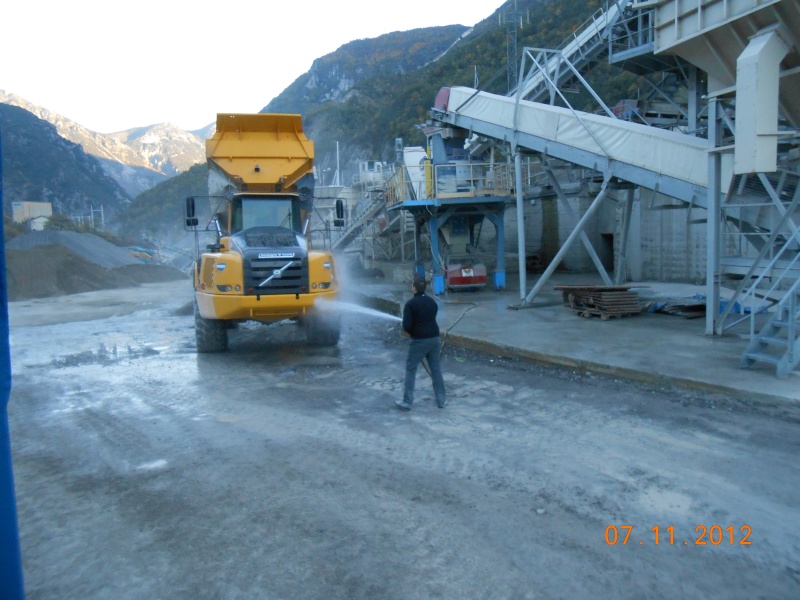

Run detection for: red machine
[[445, 262, 487, 291]]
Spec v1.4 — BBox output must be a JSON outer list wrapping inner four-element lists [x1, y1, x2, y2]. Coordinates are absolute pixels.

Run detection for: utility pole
[[501, 0, 529, 94], [90, 204, 104, 230]]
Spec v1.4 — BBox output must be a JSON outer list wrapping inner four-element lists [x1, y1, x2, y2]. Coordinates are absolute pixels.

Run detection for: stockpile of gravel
[[5, 232, 188, 301], [6, 231, 140, 268]]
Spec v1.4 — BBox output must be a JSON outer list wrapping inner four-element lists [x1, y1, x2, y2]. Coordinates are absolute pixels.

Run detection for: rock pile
[[5, 231, 187, 301]]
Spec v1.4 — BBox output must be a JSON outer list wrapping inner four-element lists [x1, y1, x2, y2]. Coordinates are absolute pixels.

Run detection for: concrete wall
[[637, 192, 708, 283], [500, 186, 713, 284], [503, 188, 618, 275]]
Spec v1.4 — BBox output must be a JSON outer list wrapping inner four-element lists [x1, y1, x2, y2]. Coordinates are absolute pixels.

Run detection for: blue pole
[[0, 130, 26, 598]]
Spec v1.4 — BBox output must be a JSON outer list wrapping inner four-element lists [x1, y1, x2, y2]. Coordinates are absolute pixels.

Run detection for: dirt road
[[7, 282, 800, 599]]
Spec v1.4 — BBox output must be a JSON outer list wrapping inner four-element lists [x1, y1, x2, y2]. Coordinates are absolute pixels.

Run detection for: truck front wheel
[[305, 308, 341, 346], [194, 299, 229, 352]]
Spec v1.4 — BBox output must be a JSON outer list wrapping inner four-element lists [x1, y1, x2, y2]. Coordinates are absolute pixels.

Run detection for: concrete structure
[[10, 201, 51, 229]]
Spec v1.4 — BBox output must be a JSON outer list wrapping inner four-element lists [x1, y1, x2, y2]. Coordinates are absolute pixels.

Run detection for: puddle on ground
[[50, 343, 160, 368]]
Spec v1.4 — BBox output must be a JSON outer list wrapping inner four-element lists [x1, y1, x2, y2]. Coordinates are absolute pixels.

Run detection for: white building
[[12, 201, 53, 230]]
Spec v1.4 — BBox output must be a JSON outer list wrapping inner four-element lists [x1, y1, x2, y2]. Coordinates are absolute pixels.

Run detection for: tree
[[43, 213, 79, 232]]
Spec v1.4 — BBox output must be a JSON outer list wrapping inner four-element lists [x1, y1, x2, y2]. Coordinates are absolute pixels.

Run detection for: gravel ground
[[6, 282, 800, 599]]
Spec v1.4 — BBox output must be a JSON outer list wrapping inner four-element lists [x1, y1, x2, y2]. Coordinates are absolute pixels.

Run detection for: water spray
[[318, 300, 402, 322]]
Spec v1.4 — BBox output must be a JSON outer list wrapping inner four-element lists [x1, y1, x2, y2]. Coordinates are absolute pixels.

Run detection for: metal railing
[[386, 162, 514, 206], [608, 5, 655, 60], [330, 194, 387, 252], [719, 171, 800, 334]]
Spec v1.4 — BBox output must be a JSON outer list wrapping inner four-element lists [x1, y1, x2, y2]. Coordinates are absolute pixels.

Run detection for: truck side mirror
[[334, 199, 344, 227], [185, 197, 199, 227]]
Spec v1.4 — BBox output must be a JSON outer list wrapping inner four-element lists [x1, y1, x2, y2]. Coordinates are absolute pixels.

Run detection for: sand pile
[[5, 231, 188, 301]]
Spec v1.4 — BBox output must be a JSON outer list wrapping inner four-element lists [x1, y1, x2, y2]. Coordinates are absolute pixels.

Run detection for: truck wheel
[[305, 309, 341, 346], [194, 299, 228, 352]]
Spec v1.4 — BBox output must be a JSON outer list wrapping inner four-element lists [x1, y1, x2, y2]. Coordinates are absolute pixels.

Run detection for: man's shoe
[[394, 400, 411, 411], [437, 399, 448, 408]]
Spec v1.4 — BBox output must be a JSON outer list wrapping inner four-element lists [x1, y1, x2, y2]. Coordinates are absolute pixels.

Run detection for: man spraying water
[[395, 276, 447, 411]]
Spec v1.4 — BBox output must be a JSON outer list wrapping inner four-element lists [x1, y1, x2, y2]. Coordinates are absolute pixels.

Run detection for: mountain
[[264, 24, 476, 175], [119, 162, 207, 243], [104, 123, 207, 176], [266, 25, 471, 116], [263, 0, 634, 180], [0, 103, 131, 220], [4, 0, 638, 245], [0, 90, 206, 196], [114, 0, 629, 242]]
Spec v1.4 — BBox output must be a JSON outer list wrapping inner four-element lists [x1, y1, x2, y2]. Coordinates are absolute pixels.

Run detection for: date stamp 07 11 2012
[[605, 525, 752, 546]]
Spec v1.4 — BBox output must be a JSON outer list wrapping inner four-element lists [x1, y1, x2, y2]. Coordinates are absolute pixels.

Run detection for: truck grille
[[243, 255, 309, 294]]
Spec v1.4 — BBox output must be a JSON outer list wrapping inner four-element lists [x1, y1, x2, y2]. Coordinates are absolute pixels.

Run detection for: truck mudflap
[[196, 289, 337, 322]]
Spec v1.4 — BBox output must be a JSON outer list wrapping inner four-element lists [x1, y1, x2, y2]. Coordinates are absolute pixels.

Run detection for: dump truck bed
[[206, 113, 314, 194]]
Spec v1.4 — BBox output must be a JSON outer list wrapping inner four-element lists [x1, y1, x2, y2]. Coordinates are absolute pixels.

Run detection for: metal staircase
[[717, 170, 800, 335], [514, 1, 633, 103], [330, 193, 387, 252], [720, 170, 800, 263], [741, 277, 800, 377]]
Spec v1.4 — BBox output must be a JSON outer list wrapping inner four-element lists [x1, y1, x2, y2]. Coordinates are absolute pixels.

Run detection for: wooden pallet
[[554, 285, 644, 320]]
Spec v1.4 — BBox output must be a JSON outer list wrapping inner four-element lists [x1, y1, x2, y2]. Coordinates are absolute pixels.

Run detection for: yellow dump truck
[[185, 113, 339, 352]]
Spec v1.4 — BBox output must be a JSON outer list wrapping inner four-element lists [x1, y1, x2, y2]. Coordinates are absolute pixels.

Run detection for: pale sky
[[1, 1, 496, 134]]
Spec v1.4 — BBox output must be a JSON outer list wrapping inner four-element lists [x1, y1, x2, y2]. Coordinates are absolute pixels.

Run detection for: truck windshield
[[231, 197, 299, 233]]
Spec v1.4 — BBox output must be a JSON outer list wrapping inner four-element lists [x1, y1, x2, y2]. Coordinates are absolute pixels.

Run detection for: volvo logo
[[258, 260, 295, 287]]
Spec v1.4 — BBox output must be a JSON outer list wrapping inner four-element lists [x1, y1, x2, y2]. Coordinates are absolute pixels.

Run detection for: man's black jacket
[[402, 292, 440, 339]]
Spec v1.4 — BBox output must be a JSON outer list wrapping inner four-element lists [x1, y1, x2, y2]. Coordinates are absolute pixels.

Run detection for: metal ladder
[[741, 277, 800, 378]]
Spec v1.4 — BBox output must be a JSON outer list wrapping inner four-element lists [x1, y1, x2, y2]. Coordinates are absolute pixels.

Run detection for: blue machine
[[389, 128, 510, 295]]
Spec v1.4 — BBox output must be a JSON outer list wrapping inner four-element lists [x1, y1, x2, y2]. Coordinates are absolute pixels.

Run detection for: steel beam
[[523, 176, 611, 304], [706, 99, 723, 335], [515, 150, 527, 299], [542, 159, 613, 286], [616, 188, 636, 285]]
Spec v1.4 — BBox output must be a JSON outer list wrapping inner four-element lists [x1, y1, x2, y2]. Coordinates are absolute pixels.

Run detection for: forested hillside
[[117, 163, 206, 241]]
